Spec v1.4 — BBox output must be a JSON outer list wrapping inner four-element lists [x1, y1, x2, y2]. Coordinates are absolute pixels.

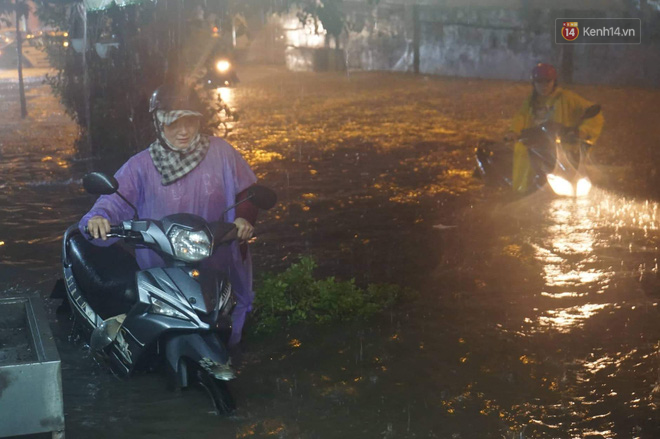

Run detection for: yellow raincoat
[[511, 87, 604, 193]]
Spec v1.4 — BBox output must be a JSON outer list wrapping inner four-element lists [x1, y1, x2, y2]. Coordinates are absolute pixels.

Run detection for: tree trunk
[[413, 4, 420, 74], [560, 9, 575, 84], [15, 2, 27, 119]]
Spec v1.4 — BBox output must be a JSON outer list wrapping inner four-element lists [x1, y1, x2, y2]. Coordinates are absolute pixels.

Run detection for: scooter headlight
[[575, 177, 592, 197], [168, 226, 212, 262], [547, 173, 574, 197], [149, 297, 190, 320], [216, 59, 231, 73]]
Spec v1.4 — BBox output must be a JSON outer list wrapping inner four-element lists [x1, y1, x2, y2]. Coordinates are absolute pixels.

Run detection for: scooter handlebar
[[83, 224, 124, 236], [213, 222, 238, 247]]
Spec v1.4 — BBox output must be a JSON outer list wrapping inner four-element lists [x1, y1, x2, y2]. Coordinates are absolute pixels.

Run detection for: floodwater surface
[[0, 67, 659, 438]]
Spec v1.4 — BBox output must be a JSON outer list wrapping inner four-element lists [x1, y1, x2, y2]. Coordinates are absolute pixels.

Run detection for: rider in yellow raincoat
[[509, 63, 604, 193]]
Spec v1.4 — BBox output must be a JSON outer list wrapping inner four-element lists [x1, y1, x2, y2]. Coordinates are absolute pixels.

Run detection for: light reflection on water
[[531, 189, 660, 332], [215, 86, 234, 108], [514, 188, 660, 436], [538, 303, 609, 331]]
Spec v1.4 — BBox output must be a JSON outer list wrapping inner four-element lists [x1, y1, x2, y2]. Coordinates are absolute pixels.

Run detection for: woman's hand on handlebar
[[87, 215, 111, 240], [233, 217, 254, 242]]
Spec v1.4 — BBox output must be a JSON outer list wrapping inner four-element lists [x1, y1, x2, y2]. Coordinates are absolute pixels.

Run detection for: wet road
[[1, 67, 659, 438]]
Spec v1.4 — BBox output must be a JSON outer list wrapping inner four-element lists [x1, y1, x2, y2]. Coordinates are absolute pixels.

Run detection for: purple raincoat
[[80, 137, 257, 346]]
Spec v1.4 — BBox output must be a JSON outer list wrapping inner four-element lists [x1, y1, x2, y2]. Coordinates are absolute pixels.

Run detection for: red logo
[[562, 22, 579, 41]]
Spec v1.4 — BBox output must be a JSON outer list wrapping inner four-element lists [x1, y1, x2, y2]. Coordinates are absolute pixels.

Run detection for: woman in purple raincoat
[[82, 83, 258, 348]]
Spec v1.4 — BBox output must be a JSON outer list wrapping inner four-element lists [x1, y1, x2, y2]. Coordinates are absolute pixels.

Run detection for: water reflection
[[531, 189, 660, 332], [502, 188, 660, 435], [538, 303, 609, 331], [215, 86, 234, 108]]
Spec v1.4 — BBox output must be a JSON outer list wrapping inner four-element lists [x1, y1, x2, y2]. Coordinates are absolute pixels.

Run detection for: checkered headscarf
[[156, 110, 202, 126], [149, 110, 210, 185]]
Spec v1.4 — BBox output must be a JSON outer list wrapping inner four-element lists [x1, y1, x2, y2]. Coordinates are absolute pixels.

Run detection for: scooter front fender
[[165, 332, 230, 388]]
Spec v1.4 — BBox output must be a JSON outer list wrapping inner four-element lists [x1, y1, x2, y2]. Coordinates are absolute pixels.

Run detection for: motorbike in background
[[58, 172, 276, 413], [475, 104, 601, 197], [202, 56, 239, 88], [199, 55, 240, 137]]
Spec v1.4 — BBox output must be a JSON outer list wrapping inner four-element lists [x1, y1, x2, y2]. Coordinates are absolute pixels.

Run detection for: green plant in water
[[251, 256, 413, 334]]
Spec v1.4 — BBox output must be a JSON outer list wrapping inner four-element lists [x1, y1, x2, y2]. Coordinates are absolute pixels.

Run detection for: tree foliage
[[33, 0, 229, 164], [295, 0, 345, 47], [27, 0, 372, 161], [281, 0, 379, 49], [0, 1, 30, 28]]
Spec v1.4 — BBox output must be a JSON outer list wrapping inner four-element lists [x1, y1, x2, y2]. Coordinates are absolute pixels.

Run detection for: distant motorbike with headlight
[[59, 172, 276, 414], [203, 57, 239, 88], [475, 104, 601, 197]]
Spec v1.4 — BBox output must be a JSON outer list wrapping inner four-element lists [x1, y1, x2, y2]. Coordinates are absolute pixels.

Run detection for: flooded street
[[1, 66, 660, 438]]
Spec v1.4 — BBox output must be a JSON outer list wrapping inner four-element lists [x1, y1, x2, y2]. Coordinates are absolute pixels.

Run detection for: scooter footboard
[[165, 332, 230, 388]]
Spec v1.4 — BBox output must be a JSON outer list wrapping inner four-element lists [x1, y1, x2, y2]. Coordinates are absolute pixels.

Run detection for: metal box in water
[[0, 294, 64, 438]]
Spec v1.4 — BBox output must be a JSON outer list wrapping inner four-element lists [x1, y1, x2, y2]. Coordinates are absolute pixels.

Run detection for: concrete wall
[[417, 0, 627, 10], [345, 1, 660, 87], [245, 0, 660, 87]]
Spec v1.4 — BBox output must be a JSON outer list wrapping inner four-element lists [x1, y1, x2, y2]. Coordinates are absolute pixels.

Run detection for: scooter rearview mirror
[[83, 172, 119, 195], [83, 172, 140, 220], [247, 185, 277, 210], [220, 185, 277, 217]]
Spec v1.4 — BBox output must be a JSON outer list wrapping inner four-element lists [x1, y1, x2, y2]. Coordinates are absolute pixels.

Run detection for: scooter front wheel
[[195, 366, 236, 414]]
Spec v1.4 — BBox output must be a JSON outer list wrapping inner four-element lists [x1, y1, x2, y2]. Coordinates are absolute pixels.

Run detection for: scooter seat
[[67, 233, 139, 319]]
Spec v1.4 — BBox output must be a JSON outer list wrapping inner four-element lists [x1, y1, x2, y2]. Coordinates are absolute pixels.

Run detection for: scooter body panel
[[63, 242, 233, 379], [59, 176, 277, 413]]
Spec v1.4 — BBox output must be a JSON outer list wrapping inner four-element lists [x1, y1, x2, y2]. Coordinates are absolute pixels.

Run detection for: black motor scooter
[[59, 172, 276, 413], [475, 104, 601, 197]]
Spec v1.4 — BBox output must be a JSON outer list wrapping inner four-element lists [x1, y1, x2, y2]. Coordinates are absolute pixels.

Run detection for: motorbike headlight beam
[[547, 173, 575, 197], [216, 60, 231, 73], [546, 174, 593, 198], [575, 177, 592, 198]]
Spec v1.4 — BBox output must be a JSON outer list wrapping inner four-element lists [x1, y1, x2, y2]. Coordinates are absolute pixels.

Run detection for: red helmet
[[532, 63, 557, 81]]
